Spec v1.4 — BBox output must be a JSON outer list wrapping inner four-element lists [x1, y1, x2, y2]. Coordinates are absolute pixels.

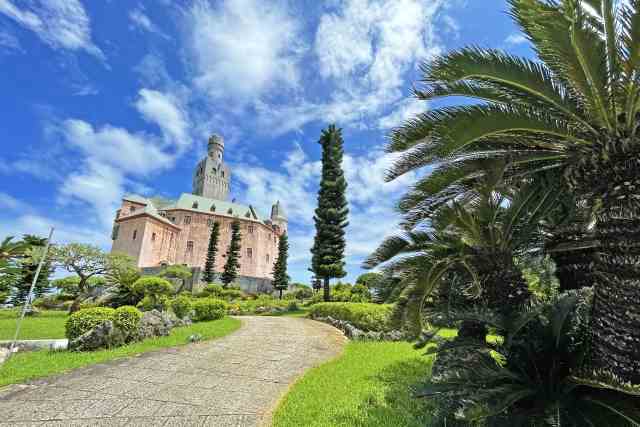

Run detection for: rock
[[69, 321, 126, 351], [383, 330, 404, 341], [0, 348, 9, 366], [136, 310, 175, 340], [187, 334, 202, 343], [24, 307, 40, 317]]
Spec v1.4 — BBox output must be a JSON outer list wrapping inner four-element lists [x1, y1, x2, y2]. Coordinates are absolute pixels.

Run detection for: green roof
[[170, 193, 265, 221]]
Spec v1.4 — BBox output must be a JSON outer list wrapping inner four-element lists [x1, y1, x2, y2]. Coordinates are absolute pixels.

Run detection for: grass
[[0, 309, 68, 340], [0, 316, 241, 387], [272, 341, 434, 427], [261, 307, 310, 318]]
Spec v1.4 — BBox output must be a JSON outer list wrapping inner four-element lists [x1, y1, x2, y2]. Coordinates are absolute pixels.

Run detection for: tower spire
[[192, 134, 231, 200]]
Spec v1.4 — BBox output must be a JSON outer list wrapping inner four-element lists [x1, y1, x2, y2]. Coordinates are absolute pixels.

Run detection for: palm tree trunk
[[591, 210, 640, 383], [546, 224, 597, 291], [323, 277, 330, 302], [482, 265, 531, 315]]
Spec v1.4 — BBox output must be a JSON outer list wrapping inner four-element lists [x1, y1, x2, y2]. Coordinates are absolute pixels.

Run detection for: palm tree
[[365, 171, 558, 339], [386, 0, 640, 383]]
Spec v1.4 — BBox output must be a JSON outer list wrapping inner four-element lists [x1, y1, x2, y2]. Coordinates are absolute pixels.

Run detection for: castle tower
[[270, 200, 288, 233], [192, 134, 231, 200]]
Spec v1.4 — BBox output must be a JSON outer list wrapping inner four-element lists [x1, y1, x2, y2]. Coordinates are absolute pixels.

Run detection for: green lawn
[[0, 316, 241, 387], [0, 309, 68, 340], [272, 341, 434, 427], [262, 307, 310, 318]]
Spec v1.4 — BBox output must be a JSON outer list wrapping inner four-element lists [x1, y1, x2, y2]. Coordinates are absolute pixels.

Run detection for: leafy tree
[[310, 125, 349, 301], [203, 221, 220, 283], [133, 276, 173, 311], [159, 264, 192, 293], [11, 235, 53, 305], [355, 272, 382, 289], [52, 275, 106, 300], [105, 252, 141, 307], [272, 233, 289, 299], [384, 0, 640, 382], [221, 220, 241, 287], [52, 243, 109, 313]]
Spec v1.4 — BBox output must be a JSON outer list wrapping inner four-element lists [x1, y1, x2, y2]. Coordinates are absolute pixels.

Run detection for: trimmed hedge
[[112, 306, 142, 337], [65, 307, 116, 340], [192, 298, 227, 321], [171, 294, 193, 319], [309, 303, 393, 332]]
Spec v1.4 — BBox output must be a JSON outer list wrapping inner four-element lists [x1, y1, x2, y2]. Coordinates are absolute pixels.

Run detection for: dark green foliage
[[105, 253, 141, 307], [221, 220, 241, 287], [159, 264, 192, 293], [112, 306, 142, 340], [65, 307, 116, 340], [11, 235, 53, 305], [192, 298, 227, 321], [272, 233, 289, 299], [203, 221, 220, 284], [132, 276, 173, 311], [198, 283, 224, 298], [310, 125, 349, 301], [420, 290, 640, 426]]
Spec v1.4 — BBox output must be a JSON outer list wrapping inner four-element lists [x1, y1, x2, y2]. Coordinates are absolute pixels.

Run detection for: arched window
[[210, 204, 216, 211], [192, 202, 199, 209], [212, 168, 217, 175], [132, 229, 137, 240], [227, 208, 233, 214]]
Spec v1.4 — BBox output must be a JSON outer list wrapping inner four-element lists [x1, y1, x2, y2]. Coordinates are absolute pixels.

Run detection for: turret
[[208, 134, 224, 161], [192, 134, 230, 200], [270, 200, 288, 233]]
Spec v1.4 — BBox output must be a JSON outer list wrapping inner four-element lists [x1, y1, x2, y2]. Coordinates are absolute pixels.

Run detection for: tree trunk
[[279, 289, 283, 299], [323, 277, 330, 302], [68, 297, 82, 314], [69, 277, 87, 314], [481, 264, 531, 316], [591, 211, 640, 383], [546, 224, 597, 291]]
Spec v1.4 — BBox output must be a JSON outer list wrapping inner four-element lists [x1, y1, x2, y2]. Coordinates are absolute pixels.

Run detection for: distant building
[[110, 134, 287, 292]]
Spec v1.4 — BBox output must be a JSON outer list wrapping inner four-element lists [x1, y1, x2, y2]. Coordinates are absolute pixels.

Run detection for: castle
[[110, 135, 287, 292]]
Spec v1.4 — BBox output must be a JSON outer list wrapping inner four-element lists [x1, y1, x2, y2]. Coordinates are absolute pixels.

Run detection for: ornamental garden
[[3, 1, 640, 426]]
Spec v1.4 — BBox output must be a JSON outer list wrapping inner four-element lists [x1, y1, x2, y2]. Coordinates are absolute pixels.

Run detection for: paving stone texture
[[0, 316, 346, 426]]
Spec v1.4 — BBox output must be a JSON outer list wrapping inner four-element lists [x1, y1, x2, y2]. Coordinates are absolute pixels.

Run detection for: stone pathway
[[0, 316, 346, 426]]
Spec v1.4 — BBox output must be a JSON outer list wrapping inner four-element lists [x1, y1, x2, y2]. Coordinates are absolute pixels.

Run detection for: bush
[[171, 294, 193, 319], [309, 303, 393, 332], [133, 276, 173, 311], [305, 292, 324, 306], [112, 306, 142, 338], [220, 288, 245, 301], [198, 283, 224, 298], [65, 307, 115, 340], [192, 298, 227, 321]]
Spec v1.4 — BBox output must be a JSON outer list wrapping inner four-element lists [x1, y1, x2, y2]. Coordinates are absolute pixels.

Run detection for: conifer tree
[[221, 219, 241, 287], [272, 233, 289, 299], [203, 221, 220, 284], [310, 124, 349, 301], [12, 234, 52, 305]]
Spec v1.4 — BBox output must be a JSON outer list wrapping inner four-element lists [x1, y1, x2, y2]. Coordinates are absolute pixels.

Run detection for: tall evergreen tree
[[310, 124, 349, 301], [203, 222, 220, 284], [221, 219, 241, 287], [12, 234, 52, 305], [272, 233, 289, 299]]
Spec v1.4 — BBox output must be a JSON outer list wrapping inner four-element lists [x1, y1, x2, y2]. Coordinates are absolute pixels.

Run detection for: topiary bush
[[197, 283, 224, 298], [171, 294, 193, 319], [192, 298, 227, 321], [65, 307, 116, 340], [309, 303, 393, 331], [133, 276, 174, 311], [112, 305, 142, 338], [219, 288, 245, 301]]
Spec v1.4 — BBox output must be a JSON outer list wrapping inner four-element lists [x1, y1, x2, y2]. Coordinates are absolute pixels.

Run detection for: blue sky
[[0, 0, 532, 283]]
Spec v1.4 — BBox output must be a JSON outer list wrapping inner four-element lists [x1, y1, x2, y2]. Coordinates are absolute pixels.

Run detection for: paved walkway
[[0, 316, 346, 426]]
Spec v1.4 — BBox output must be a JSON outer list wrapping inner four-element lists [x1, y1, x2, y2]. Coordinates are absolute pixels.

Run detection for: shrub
[[220, 288, 245, 301], [133, 277, 173, 311], [198, 283, 224, 298], [65, 307, 115, 340], [112, 306, 142, 338], [309, 303, 393, 331], [171, 294, 193, 319], [287, 300, 299, 311], [192, 298, 227, 321], [305, 292, 324, 306]]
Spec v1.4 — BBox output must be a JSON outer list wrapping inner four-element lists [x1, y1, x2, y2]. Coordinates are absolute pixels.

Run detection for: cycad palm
[[387, 0, 640, 383]]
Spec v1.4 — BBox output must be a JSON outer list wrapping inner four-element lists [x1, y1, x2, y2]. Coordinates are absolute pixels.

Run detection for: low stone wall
[[141, 267, 275, 294]]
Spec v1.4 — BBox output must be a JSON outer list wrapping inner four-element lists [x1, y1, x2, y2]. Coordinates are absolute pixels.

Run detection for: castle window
[[245, 211, 251, 218], [248, 225, 254, 234], [212, 167, 217, 175], [184, 216, 191, 225], [133, 229, 137, 240], [210, 204, 216, 211], [266, 254, 269, 263], [130, 206, 136, 213], [151, 232, 156, 241], [207, 218, 215, 227], [227, 208, 233, 214], [111, 224, 119, 240], [187, 241, 194, 253], [192, 202, 199, 209], [246, 248, 253, 259], [222, 171, 225, 177]]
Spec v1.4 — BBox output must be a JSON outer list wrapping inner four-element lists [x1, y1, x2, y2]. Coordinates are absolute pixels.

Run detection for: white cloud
[[0, 192, 28, 210], [505, 33, 527, 45], [186, 0, 304, 102], [129, 6, 167, 38], [255, 0, 446, 135], [378, 98, 426, 129], [0, 28, 22, 52], [0, 0, 104, 59], [135, 89, 191, 149]]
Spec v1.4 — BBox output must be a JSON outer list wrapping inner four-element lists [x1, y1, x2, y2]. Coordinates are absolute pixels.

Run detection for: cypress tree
[[12, 234, 52, 305], [310, 124, 349, 301], [221, 219, 241, 287], [203, 221, 220, 284], [272, 233, 289, 299]]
